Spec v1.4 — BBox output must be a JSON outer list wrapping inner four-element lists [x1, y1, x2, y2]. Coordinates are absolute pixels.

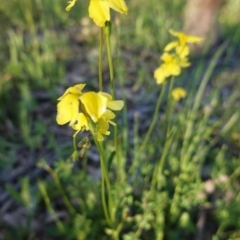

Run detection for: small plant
[[1, 0, 239, 239]]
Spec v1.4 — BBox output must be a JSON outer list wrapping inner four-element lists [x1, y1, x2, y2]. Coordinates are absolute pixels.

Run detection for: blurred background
[[0, 0, 240, 239]]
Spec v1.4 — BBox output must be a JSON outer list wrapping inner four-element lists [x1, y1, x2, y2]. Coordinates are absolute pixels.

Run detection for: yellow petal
[[161, 52, 173, 63], [169, 29, 202, 44], [69, 84, 86, 94], [80, 92, 107, 122], [98, 92, 124, 111], [185, 35, 203, 43], [89, 0, 110, 27], [56, 94, 79, 125], [109, 0, 128, 14], [98, 92, 112, 100], [107, 100, 124, 110], [108, 120, 116, 126], [176, 45, 189, 58], [171, 87, 187, 101], [164, 41, 178, 52], [72, 113, 89, 131], [166, 63, 181, 76], [102, 109, 116, 120], [96, 118, 110, 141], [154, 66, 168, 84], [168, 29, 179, 36], [98, 118, 110, 134], [58, 84, 85, 100], [179, 57, 191, 68], [66, 0, 77, 11]]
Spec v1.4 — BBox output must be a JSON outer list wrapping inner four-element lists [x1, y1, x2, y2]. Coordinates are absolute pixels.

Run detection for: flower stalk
[[129, 83, 166, 174], [94, 138, 114, 225], [99, 28, 104, 91], [104, 21, 115, 99]]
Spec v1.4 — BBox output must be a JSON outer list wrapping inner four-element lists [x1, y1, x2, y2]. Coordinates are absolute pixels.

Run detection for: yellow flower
[[171, 87, 187, 101], [94, 93, 124, 141], [66, 0, 77, 11], [165, 29, 202, 58], [56, 84, 124, 141], [154, 53, 190, 84], [88, 0, 128, 27]]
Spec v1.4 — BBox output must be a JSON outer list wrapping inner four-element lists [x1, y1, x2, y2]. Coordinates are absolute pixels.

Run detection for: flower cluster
[[154, 29, 202, 84], [171, 87, 187, 101], [56, 84, 124, 141], [66, 0, 128, 27]]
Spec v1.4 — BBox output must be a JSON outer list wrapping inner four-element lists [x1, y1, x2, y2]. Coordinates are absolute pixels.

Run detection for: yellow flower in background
[[171, 87, 187, 101], [56, 84, 124, 141], [89, 0, 128, 27], [154, 65, 169, 85], [154, 30, 202, 84], [66, 0, 77, 11], [154, 53, 190, 84], [165, 29, 202, 58]]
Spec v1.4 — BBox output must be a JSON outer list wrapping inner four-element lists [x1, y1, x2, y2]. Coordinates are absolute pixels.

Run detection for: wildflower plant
[[55, 0, 129, 230], [171, 87, 187, 101], [130, 31, 202, 174], [154, 29, 202, 84], [56, 84, 124, 141], [1, 1, 238, 239], [51, 1, 232, 239]]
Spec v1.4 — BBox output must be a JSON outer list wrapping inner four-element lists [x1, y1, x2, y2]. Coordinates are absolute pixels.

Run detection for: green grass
[[0, 0, 240, 239]]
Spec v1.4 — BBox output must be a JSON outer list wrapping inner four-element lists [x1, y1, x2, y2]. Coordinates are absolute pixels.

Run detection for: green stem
[[150, 132, 173, 195], [100, 160, 112, 226], [94, 138, 113, 225], [73, 135, 77, 152], [104, 21, 120, 184], [114, 124, 120, 181], [99, 27, 103, 91], [165, 76, 175, 135], [129, 83, 166, 174], [72, 135, 78, 161], [150, 77, 178, 194], [167, 76, 174, 100], [104, 21, 114, 98], [140, 83, 166, 152]]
